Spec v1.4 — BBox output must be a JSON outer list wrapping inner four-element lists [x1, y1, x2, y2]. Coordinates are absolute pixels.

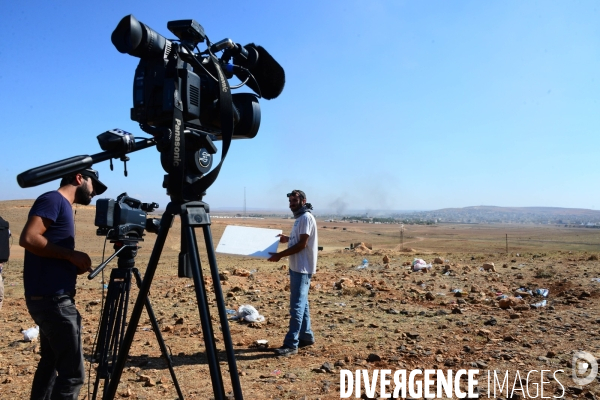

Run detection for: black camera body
[[95, 192, 159, 240], [112, 15, 261, 139]]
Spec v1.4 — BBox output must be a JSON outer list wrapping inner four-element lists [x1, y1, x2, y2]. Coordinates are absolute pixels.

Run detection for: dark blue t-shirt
[[23, 191, 77, 296]]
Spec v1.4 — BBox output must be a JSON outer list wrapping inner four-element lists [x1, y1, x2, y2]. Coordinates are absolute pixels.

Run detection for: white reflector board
[[216, 225, 283, 258]]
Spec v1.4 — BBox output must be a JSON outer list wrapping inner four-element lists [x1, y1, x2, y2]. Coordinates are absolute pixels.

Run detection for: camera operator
[[19, 168, 106, 400], [268, 190, 318, 357]]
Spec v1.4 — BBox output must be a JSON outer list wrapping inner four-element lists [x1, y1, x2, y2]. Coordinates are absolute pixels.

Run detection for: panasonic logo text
[[173, 118, 182, 167]]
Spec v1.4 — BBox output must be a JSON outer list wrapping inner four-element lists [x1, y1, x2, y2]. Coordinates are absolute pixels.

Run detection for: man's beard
[[74, 183, 92, 206]]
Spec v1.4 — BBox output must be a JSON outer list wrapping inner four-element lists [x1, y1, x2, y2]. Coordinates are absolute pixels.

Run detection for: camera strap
[[167, 54, 233, 201], [188, 55, 233, 197]]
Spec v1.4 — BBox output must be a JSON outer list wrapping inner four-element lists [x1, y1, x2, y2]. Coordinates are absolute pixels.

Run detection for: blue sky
[[1, 1, 598, 213]]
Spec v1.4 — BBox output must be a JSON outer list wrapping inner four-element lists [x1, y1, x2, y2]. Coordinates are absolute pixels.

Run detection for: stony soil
[[0, 200, 599, 399]]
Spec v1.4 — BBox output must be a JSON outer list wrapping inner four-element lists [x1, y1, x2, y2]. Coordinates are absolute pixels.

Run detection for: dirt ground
[[0, 200, 599, 399]]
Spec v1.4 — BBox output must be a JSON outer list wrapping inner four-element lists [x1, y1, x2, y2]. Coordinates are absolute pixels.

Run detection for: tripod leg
[[132, 268, 184, 400], [182, 218, 226, 399], [103, 205, 176, 400], [92, 268, 132, 400], [201, 224, 244, 400]]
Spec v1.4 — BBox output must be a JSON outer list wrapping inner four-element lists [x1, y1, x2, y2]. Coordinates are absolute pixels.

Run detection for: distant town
[[212, 206, 600, 227]]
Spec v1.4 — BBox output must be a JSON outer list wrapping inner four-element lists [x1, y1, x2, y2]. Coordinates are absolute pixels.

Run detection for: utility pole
[[400, 224, 404, 250]]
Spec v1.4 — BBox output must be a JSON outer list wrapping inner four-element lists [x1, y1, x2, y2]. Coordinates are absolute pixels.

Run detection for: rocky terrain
[[0, 200, 599, 399]]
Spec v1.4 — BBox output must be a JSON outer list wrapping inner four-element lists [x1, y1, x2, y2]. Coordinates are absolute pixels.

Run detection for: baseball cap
[[79, 168, 107, 195], [287, 190, 306, 200]]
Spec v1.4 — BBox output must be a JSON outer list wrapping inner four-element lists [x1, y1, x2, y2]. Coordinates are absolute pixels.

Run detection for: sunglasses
[[287, 190, 305, 200], [81, 169, 100, 180]]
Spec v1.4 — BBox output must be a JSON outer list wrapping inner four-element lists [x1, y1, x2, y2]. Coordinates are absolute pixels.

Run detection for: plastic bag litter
[[516, 287, 533, 297], [531, 300, 547, 308], [235, 305, 265, 323], [357, 259, 369, 270], [412, 258, 432, 272], [534, 288, 549, 297], [22, 326, 39, 341]]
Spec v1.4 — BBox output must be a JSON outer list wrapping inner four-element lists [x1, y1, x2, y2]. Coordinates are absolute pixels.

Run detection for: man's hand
[[268, 252, 282, 262], [69, 250, 92, 275], [277, 234, 289, 243], [69, 250, 92, 274]]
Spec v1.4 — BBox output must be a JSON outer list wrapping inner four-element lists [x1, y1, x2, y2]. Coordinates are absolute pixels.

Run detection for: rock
[[569, 386, 584, 395], [144, 379, 156, 387], [425, 292, 435, 301], [383, 255, 390, 264], [321, 362, 334, 372], [498, 296, 524, 309], [444, 359, 456, 367], [483, 317, 497, 326], [367, 353, 382, 362], [482, 263, 496, 272], [406, 332, 420, 339], [233, 268, 251, 277], [547, 351, 556, 357], [434, 257, 444, 264], [284, 373, 298, 381]]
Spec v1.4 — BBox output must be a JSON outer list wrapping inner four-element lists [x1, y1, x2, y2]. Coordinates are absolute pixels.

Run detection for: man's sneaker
[[298, 340, 315, 348], [274, 346, 298, 357]]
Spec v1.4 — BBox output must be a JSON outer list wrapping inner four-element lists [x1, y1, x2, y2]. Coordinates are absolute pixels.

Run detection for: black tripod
[[89, 240, 184, 400], [102, 200, 243, 400]]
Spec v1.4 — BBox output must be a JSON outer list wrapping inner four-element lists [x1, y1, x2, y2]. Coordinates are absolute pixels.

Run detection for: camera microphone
[[230, 43, 285, 100]]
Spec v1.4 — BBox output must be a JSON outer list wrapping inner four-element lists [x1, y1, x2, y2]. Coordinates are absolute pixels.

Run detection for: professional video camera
[[16, 14, 284, 204], [111, 15, 285, 201], [95, 192, 159, 240]]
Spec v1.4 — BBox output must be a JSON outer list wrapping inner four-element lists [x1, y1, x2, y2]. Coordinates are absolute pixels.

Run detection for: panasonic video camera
[[110, 15, 284, 201]]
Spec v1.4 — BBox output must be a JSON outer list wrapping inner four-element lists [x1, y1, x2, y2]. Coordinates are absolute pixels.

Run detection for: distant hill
[[405, 206, 600, 225], [3, 200, 599, 225]]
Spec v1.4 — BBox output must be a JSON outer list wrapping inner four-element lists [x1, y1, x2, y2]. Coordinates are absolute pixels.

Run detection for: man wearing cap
[[268, 190, 318, 357], [20, 168, 106, 399]]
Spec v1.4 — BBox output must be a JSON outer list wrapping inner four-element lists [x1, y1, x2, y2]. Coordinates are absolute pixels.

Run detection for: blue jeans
[[283, 269, 315, 349], [26, 295, 84, 400]]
